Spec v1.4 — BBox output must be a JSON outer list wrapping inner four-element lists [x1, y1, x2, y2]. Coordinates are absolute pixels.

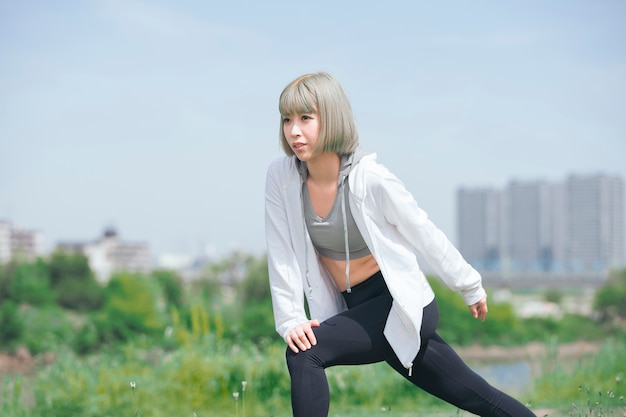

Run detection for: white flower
[[233, 392, 240, 400], [241, 381, 247, 392], [130, 381, 136, 389]]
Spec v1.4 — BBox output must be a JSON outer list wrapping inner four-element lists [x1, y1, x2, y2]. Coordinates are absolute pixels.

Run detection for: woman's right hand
[[285, 320, 321, 353]]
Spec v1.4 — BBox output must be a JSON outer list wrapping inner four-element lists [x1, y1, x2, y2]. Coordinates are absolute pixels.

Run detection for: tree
[[0, 300, 24, 346], [0, 261, 15, 302], [98, 272, 164, 342], [238, 255, 271, 303], [7, 259, 54, 306], [152, 269, 184, 309], [48, 251, 105, 311], [594, 268, 626, 323], [48, 250, 92, 287], [544, 288, 563, 305], [55, 278, 105, 311], [235, 255, 278, 344]]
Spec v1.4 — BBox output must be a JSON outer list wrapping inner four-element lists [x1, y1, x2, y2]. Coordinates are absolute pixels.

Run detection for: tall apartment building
[[457, 174, 624, 278], [457, 187, 501, 271], [502, 181, 568, 272], [0, 220, 45, 263], [566, 174, 625, 271]]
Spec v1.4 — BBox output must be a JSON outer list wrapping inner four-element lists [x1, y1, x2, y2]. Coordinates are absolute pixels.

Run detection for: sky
[[1, 0, 625, 263]]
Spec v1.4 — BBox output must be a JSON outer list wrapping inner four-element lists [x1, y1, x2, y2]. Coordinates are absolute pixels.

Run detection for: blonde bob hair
[[279, 72, 358, 156]]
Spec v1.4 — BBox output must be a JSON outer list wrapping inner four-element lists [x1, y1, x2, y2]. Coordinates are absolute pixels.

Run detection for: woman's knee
[[285, 346, 324, 374]]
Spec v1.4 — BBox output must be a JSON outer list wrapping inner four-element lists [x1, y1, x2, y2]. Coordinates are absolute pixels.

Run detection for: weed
[[568, 376, 626, 417]]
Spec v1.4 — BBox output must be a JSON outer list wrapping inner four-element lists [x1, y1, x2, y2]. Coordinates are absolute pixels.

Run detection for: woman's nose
[[289, 123, 301, 137]]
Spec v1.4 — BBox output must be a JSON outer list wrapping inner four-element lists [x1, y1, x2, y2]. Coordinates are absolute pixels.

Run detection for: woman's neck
[[306, 152, 340, 186]]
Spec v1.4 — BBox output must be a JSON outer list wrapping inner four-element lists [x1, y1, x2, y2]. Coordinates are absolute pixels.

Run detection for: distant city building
[[0, 219, 45, 263], [457, 187, 502, 271], [457, 173, 624, 282], [566, 174, 624, 272], [0, 221, 10, 264], [56, 228, 151, 284]]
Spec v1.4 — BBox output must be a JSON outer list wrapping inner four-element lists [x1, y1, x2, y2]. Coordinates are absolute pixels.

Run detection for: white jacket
[[264, 152, 486, 373]]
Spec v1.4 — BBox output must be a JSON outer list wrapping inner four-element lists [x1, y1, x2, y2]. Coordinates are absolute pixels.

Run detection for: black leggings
[[286, 271, 535, 417]]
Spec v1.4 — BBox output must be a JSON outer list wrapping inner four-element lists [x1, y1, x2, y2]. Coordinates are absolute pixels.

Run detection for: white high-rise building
[[566, 174, 624, 271], [0, 220, 45, 263], [457, 173, 624, 279], [501, 181, 566, 272], [457, 187, 501, 270], [57, 228, 151, 284]]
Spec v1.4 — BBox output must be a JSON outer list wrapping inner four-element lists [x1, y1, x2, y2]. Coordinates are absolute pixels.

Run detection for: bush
[[0, 300, 24, 347], [96, 273, 164, 343], [0, 261, 15, 302], [19, 305, 75, 354], [48, 251, 105, 311], [48, 251, 91, 288], [151, 269, 184, 309], [55, 278, 105, 312], [72, 319, 101, 355], [7, 260, 54, 306], [428, 277, 524, 346], [594, 268, 626, 323]]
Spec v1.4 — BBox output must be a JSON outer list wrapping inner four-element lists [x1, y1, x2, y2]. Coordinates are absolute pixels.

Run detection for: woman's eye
[[301, 114, 312, 120], [282, 117, 291, 123]]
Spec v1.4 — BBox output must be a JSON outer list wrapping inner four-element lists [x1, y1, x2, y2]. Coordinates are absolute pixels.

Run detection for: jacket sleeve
[[366, 163, 486, 306], [264, 159, 309, 339]]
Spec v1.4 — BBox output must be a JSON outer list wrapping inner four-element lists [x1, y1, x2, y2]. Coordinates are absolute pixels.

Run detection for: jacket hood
[[296, 148, 368, 184]]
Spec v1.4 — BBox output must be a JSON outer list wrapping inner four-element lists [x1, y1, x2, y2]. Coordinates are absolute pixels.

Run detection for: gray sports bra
[[303, 180, 371, 260]]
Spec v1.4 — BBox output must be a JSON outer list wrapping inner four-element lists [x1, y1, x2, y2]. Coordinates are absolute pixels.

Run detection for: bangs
[[279, 82, 318, 116]]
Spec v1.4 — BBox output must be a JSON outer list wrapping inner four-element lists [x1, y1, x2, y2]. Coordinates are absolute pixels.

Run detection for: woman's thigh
[[306, 292, 395, 368]]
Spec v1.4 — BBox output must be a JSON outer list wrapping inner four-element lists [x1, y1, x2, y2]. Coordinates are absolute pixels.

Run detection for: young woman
[[265, 72, 535, 417]]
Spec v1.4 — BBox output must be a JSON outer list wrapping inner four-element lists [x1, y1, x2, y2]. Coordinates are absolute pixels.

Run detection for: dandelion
[[130, 381, 139, 417], [241, 381, 248, 417], [233, 392, 240, 417]]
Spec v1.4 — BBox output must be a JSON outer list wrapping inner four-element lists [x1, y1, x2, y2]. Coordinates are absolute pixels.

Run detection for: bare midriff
[[320, 253, 380, 292]]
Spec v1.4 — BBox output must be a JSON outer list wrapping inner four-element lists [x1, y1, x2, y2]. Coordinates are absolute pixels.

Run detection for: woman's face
[[283, 112, 320, 161]]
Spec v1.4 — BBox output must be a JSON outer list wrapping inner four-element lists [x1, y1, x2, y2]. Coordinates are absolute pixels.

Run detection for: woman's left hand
[[469, 294, 488, 322]]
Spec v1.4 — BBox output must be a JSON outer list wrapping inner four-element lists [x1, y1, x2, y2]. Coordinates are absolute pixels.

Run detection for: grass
[[0, 337, 624, 417]]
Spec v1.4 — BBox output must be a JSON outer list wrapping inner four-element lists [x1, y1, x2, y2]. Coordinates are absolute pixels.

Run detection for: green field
[[1, 335, 624, 417], [1, 253, 625, 416]]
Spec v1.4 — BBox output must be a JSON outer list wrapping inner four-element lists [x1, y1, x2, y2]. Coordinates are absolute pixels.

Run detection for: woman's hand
[[285, 320, 321, 353], [469, 294, 488, 322]]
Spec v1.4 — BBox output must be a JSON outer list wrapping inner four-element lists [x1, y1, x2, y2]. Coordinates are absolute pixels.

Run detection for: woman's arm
[[366, 162, 486, 307], [264, 159, 310, 339]]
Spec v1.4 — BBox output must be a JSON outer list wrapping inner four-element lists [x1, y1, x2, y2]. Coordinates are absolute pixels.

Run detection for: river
[[458, 340, 602, 396]]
